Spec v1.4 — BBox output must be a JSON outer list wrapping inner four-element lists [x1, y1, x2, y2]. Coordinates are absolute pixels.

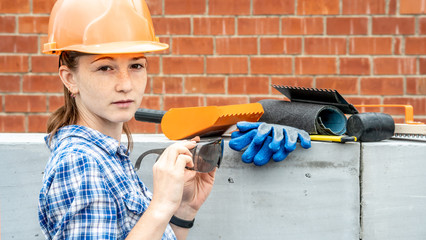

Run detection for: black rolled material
[[346, 112, 395, 142]]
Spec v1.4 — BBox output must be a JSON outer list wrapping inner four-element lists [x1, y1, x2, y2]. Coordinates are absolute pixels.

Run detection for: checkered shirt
[[38, 125, 176, 240]]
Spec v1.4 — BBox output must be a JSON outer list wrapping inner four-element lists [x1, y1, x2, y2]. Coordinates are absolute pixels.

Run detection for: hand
[[174, 136, 216, 220], [229, 121, 311, 166], [150, 140, 196, 217]]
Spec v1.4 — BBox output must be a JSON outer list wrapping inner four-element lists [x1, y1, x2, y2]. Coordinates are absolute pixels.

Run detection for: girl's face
[[64, 53, 147, 131]]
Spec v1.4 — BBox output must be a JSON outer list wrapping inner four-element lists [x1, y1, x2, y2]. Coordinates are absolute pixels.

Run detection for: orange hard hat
[[43, 0, 168, 55]]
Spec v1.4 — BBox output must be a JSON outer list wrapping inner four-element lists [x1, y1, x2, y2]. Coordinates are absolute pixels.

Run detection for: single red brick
[[0, 55, 29, 73], [209, 0, 250, 15], [165, 0, 205, 14], [28, 115, 49, 133], [374, 57, 417, 75], [152, 17, 191, 35], [48, 96, 64, 112], [206, 57, 248, 74], [184, 77, 225, 94], [163, 57, 204, 74], [405, 37, 426, 55], [152, 77, 183, 94], [32, 55, 59, 73], [400, 0, 426, 14], [316, 77, 359, 95], [0, 75, 20, 92], [270, 77, 314, 91], [297, 0, 339, 15], [389, 0, 397, 14], [304, 38, 346, 55], [295, 57, 336, 75], [340, 58, 370, 75], [260, 37, 302, 55], [128, 118, 158, 133], [349, 37, 393, 55], [420, 58, 426, 74], [253, 0, 294, 14], [5, 95, 47, 113], [0, 0, 30, 13], [383, 97, 426, 115], [251, 57, 292, 75], [361, 77, 404, 95], [147, 56, 160, 74], [23, 75, 63, 93], [0, 115, 25, 132], [238, 18, 280, 35], [228, 77, 270, 95], [205, 96, 248, 106], [216, 37, 257, 55], [342, 0, 386, 14], [372, 17, 415, 35], [146, 0, 163, 15], [327, 17, 368, 35], [18, 16, 49, 34], [0, 16, 16, 33], [282, 17, 323, 35], [0, 35, 38, 53], [172, 37, 213, 55], [407, 77, 426, 95], [163, 96, 204, 109], [33, 0, 56, 13], [194, 17, 235, 35]]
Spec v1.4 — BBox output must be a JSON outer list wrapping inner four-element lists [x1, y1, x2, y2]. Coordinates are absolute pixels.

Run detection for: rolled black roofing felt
[[258, 100, 347, 136]]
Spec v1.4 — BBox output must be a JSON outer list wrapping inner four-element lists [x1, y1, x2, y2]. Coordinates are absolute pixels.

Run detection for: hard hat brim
[[43, 41, 169, 55]]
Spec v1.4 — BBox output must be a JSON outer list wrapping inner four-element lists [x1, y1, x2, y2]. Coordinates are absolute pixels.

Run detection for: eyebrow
[[91, 55, 146, 64]]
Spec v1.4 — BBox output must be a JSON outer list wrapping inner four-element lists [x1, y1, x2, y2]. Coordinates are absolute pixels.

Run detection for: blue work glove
[[229, 122, 311, 166]]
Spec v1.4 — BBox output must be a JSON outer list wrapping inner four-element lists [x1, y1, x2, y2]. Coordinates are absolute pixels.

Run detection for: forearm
[[170, 203, 198, 240], [125, 201, 174, 240]]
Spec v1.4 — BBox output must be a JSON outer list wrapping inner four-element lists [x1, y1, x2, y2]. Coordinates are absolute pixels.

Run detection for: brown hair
[[47, 51, 133, 151]]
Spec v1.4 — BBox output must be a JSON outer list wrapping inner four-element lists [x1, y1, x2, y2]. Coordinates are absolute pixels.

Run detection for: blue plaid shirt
[[38, 125, 176, 240]]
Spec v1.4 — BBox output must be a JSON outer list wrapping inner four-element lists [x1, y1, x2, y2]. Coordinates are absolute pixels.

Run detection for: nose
[[115, 69, 132, 93]]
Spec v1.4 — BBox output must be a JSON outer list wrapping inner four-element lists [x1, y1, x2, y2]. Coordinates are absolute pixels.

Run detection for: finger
[[191, 136, 201, 142], [298, 132, 312, 149], [269, 126, 283, 152], [236, 121, 262, 132], [229, 129, 257, 151], [283, 129, 297, 152], [241, 140, 262, 163], [253, 123, 272, 145], [175, 153, 194, 171], [253, 136, 273, 166], [231, 130, 245, 139], [272, 138, 290, 162]]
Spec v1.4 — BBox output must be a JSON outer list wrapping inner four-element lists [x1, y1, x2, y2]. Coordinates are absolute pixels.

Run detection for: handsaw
[[135, 103, 264, 140]]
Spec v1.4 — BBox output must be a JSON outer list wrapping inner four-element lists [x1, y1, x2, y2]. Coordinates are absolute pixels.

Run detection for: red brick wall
[[1, 0, 425, 133]]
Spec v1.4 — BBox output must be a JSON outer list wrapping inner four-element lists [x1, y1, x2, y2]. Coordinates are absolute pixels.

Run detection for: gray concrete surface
[[3, 133, 424, 239], [361, 140, 426, 240]]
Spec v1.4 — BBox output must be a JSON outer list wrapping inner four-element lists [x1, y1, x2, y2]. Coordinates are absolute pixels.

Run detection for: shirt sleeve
[[43, 153, 119, 240]]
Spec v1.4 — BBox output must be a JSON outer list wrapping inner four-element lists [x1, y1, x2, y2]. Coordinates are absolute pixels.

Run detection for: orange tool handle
[[354, 104, 423, 125]]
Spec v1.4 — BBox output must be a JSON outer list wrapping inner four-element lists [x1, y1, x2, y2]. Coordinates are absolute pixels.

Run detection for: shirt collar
[[45, 125, 128, 157]]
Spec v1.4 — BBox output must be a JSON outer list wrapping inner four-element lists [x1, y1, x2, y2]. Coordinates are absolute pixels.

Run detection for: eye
[[130, 63, 146, 70], [97, 65, 113, 71]]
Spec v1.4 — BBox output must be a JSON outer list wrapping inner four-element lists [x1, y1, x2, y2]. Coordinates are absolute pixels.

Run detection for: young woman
[[38, 0, 216, 239]]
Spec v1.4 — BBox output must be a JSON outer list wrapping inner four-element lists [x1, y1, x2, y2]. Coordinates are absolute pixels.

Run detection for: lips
[[112, 99, 134, 108]]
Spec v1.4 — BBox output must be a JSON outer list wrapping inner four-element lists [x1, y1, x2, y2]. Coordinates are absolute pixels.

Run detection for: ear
[[59, 65, 79, 95]]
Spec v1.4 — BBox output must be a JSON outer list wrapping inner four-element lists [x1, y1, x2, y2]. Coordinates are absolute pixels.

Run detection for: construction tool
[[354, 105, 426, 141], [135, 103, 264, 140], [310, 135, 357, 143]]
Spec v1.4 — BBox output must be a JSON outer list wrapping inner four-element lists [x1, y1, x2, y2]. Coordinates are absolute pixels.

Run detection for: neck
[[77, 117, 124, 143]]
